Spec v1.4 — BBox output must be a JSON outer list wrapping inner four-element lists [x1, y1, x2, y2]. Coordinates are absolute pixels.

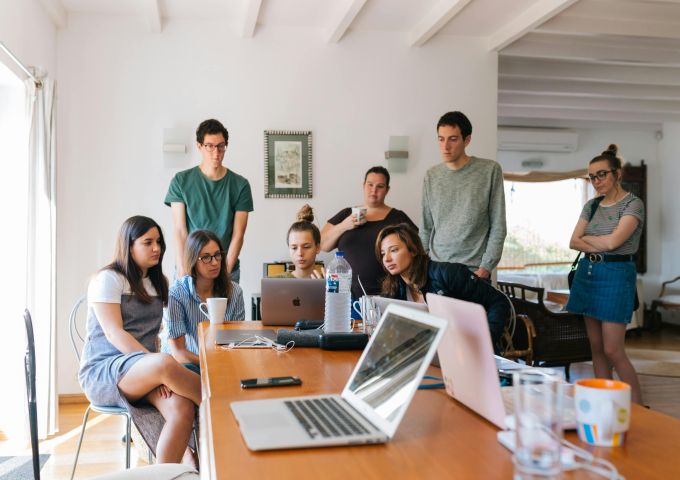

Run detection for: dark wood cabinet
[[621, 161, 647, 273]]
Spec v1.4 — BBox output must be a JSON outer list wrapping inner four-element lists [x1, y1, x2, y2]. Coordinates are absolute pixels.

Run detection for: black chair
[[497, 282, 592, 381], [23, 309, 41, 480]]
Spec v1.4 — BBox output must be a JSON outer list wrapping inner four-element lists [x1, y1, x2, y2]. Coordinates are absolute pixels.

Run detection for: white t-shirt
[[88, 269, 158, 304]]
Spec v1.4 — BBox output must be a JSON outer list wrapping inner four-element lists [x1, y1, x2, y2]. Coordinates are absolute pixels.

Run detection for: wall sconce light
[[384, 135, 409, 160], [163, 127, 191, 168], [385, 136, 409, 173]]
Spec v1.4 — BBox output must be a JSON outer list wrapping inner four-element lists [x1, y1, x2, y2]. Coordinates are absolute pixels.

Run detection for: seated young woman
[[375, 223, 510, 353], [162, 229, 245, 371], [78, 216, 200, 466], [278, 204, 324, 279]]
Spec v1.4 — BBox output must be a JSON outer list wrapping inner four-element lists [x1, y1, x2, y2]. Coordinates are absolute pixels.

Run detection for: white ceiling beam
[[37, 0, 67, 29], [241, 0, 263, 38], [408, 0, 472, 48], [487, 0, 578, 52], [142, 0, 162, 34], [327, 0, 368, 43], [499, 93, 680, 115], [498, 116, 662, 132], [498, 105, 678, 124], [539, 15, 680, 40], [501, 32, 680, 67], [499, 57, 680, 87], [499, 78, 680, 101]]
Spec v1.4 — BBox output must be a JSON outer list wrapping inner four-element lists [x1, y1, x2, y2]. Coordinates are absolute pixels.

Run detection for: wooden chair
[[497, 282, 591, 380], [649, 276, 680, 330], [23, 309, 41, 480]]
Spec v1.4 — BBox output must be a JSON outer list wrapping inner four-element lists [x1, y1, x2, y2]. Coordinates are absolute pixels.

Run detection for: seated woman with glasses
[[375, 223, 510, 353], [162, 230, 245, 372], [566, 144, 644, 404], [277, 205, 324, 279], [79, 216, 200, 466]]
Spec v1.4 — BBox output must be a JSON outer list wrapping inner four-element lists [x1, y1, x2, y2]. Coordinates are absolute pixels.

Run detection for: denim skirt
[[566, 258, 636, 324]]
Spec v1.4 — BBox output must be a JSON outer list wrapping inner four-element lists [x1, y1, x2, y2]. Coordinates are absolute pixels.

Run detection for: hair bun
[[602, 144, 619, 157], [296, 204, 314, 223]]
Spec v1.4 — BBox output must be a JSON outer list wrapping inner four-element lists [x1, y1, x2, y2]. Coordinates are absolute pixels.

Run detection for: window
[[499, 178, 590, 273]]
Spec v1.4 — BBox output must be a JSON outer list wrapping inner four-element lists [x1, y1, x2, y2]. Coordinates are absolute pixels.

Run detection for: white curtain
[[25, 73, 58, 438]]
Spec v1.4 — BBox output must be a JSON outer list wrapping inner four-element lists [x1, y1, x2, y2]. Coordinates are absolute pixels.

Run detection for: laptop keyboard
[[284, 397, 372, 439]]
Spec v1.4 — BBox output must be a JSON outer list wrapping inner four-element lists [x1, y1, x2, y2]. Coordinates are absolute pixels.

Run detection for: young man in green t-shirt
[[165, 119, 253, 283]]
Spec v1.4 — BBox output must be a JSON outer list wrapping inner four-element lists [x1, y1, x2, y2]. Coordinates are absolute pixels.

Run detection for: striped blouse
[[581, 193, 645, 255], [161, 275, 245, 356]]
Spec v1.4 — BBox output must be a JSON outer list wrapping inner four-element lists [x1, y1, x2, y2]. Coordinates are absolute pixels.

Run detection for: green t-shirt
[[165, 166, 254, 270]]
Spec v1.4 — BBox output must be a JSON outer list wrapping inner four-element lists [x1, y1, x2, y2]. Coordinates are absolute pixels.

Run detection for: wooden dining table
[[197, 321, 680, 479]]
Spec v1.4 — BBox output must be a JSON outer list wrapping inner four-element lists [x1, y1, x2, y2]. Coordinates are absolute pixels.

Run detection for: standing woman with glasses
[[567, 144, 645, 403], [79, 216, 200, 465], [162, 230, 245, 372]]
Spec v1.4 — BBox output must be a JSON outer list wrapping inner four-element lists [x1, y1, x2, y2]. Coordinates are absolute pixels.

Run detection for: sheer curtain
[[25, 72, 58, 438]]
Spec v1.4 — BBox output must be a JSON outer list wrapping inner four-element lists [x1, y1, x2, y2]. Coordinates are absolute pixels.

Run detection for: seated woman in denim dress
[[162, 230, 245, 373], [78, 216, 200, 465], [375, 223, 510, 353], [566, 144, 644, 404]]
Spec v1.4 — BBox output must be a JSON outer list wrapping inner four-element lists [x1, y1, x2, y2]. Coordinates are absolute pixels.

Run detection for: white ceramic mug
[[575, 378, 631, 447], [351, 207, 367, 225], [199, 297, 228, 324]]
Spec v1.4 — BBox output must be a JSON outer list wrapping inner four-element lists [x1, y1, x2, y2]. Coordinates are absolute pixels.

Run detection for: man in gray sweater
[[420, 111, 506, 280]]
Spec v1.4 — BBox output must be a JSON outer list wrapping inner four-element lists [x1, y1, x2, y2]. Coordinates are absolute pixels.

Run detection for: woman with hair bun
[[281, 204, 324, 278], [567, 144, 644, 403]]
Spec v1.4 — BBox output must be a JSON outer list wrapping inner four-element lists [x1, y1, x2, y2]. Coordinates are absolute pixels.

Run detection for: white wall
[[659, 123, 680, 323], [0, 0, 57, 77], [56, 14, 499, 393], [497, 129, 663, 302]]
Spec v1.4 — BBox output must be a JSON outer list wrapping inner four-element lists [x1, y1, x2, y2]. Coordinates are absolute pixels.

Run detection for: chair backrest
[[23, 309, 41, 480], [69, 295, 88, 362]]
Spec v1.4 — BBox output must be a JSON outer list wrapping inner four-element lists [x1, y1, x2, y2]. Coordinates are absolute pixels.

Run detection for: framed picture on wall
[[264, 130, 312, 198]]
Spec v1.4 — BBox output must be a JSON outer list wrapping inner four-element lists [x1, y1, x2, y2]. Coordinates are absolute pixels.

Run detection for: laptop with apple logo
[[261, 278, 325, 326]]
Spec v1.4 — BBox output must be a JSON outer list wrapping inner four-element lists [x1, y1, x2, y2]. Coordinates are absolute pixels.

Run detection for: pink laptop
[[426, 293, 507, 428]]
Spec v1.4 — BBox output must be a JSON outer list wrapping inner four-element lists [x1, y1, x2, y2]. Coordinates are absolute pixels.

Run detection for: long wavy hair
[[185, 230, 233, 301], [375, 223, 429, 298], [103, 215, 169, 304]]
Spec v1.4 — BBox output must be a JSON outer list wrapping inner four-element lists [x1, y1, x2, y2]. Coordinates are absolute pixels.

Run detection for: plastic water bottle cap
[[335, 251, 345, 257]]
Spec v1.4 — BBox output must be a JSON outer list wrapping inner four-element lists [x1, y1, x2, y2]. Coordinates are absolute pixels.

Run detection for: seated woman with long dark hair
[[78, 216, 200, 465], [162, 229, 245, 372], [375, 223, 510, 352]]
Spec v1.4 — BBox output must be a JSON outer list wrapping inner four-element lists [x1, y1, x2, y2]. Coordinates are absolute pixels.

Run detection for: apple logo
[[292, 297, 301, 307]]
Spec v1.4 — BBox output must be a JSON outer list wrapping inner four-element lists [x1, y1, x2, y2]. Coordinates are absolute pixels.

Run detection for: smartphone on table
[[240, 376, 302, 389]]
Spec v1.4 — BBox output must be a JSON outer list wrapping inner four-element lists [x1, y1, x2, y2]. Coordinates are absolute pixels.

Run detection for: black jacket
[[393, 260, 510, 351]]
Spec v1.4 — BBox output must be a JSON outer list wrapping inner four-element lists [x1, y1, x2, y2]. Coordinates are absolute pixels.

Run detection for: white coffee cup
[[575, 378, 631, 447], [351, 207, 367, 225], [199, 297, 228, 324]]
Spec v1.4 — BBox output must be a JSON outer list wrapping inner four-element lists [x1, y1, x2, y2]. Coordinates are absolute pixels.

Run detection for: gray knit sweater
[[420, 157, 507, 271]]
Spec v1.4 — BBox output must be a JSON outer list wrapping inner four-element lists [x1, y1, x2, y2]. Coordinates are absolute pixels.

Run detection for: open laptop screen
[[347, 312, 438, 423]]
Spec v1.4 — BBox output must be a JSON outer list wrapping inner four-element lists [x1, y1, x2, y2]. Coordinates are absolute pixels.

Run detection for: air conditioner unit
[[498, 128, 578, 153]]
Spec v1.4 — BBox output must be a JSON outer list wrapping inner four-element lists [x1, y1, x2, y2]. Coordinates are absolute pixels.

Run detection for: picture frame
[[264, 130, 312, 198]]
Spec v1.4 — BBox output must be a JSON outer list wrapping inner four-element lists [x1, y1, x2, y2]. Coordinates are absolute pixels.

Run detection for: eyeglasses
[[588, 170, 615, 182], [198, 251, 225, 264], [202, 143, 227, 152]]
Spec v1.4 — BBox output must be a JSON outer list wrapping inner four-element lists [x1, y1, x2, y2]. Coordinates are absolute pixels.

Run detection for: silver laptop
[[230, 304, 448, 451], [215, 329, 277, 347], [426, 294, 576, 430], [371, 296, 429, 313], [260, 278, 325, 326]]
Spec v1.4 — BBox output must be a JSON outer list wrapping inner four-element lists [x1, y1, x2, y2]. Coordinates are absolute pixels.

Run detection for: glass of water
[[513, 369, 563, 480]]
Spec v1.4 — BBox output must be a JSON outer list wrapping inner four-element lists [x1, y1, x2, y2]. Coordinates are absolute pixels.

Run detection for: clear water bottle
[[324, 251, 352, 333]]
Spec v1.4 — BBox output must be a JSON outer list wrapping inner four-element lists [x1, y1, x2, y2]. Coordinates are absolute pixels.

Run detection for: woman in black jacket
[[375, 223, 510, 352]]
